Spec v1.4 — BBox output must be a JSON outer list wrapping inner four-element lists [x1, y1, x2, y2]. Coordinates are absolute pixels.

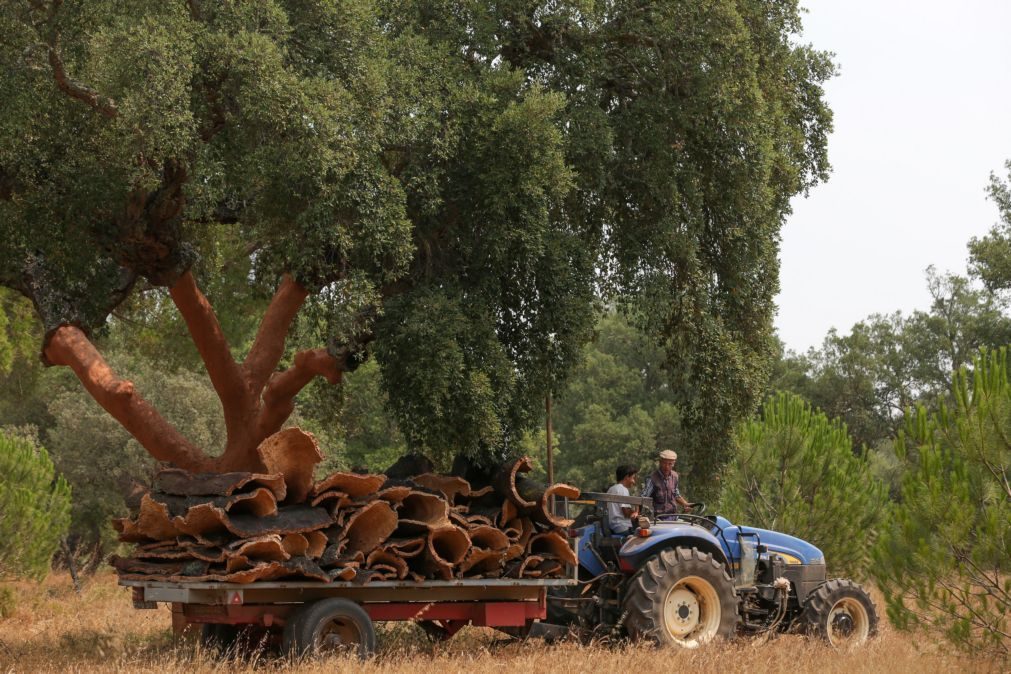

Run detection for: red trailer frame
[[123, 576, 577, 654]]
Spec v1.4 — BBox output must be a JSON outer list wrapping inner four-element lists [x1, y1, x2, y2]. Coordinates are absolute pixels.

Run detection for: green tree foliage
[[0, 1, 833, 475], [318, 358, 407, 473], [969, 162, 1011, 291], [0, 429, 72, 581], [873, 349, 1011, 657], [722, 392, 886, 577], [771, 269, 1011, 452], [547, 312, 682, 492]]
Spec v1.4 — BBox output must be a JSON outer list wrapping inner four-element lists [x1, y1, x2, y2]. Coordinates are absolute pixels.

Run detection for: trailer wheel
[[282, 598, 376, 660], [623, 547, 737, 648], [801, 579, 878, 648]]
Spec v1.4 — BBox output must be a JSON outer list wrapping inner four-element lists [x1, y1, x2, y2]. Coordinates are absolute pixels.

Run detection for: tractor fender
[[617, 521, 729, 573]]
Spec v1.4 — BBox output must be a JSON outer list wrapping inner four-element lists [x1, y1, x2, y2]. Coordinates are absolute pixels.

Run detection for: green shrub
[[0, 430, 72, 580], [721, 392, 887, 578]]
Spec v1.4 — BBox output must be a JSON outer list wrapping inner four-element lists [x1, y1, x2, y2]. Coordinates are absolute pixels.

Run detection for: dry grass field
[[0, 572, 1004, 674]]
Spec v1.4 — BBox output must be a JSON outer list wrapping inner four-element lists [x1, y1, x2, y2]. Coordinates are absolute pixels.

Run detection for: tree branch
[[168, 271, 249, 434], [43, 325, 210, 470], [243, 274, 309, 397], [255, 349, 343, 441], [36, 0, 118, 118]]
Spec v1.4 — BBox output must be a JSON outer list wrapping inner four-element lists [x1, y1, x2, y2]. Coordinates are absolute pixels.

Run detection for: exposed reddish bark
[[43, 325, 211, 471], [164, 271, 337, 472], [243, 274, 309, 396], [255, 349, 343, 445], [169, 271, 248, 438], [43, 272, 348, 474]]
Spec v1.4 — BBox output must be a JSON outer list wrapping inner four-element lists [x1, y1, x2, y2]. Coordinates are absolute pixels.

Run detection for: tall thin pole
[[546, 391, 554, 485]]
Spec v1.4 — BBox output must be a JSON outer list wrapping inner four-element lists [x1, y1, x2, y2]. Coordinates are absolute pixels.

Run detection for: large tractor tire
[[800, 579, 878, 648], [622, 546, 738, 648]]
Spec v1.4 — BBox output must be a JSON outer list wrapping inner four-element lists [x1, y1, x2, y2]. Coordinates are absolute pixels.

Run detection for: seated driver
[[606, 464, 640, 535]]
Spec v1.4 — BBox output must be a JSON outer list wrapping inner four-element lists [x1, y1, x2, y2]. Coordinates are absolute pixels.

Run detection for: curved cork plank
[[310, 490, 353, 511], [532, 483, 580, 528], [136, 494, 182, 540], [430, 526, 470, 565], [342, 501, 398, 555], [502, 517, 534, 549], [468, 525, 510, 552], [305, 530, 327, 559], [311, 471, 386, 499], [500, 500, 518, 527], [526, 530, 577, 566], [376, 484, 412, 504], [397, 492, 450, 530], [380, 537, 426, 558], [256, 427, 323, 504], [504, 554, 545, 579], [221, 505, 334, 538], [133, 545, 227, 563], [493, 456, 537, 510], [328, 566, 357, 582], [458, 548, 505, 575], [410, 474, 471, 503], [366, 549, 408, 580], [282, 533, 310, 557]]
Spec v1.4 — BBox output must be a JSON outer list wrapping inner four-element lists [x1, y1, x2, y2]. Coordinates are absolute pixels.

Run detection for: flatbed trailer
[[122, 575, 577, 658]]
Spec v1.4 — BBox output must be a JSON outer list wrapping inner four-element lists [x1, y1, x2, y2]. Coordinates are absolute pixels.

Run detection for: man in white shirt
[[606, 464, 640, 535]]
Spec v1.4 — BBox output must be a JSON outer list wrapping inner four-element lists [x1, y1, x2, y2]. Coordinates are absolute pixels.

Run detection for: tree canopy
[[0, 1, 833, 474], [771, 268, 1011, 452]]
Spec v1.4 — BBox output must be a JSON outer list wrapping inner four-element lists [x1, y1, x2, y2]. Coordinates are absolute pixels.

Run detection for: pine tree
[[0, 430, 72, 581], [722, 392, 886, 578], [873, 349, 1011, 657]]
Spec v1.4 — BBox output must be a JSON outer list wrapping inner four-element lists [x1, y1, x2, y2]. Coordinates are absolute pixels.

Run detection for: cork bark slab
[[153, 468, 286, 502], [311, 471, 386, 499], [341, 501, 398, 556], [256, 427, 323, 504]]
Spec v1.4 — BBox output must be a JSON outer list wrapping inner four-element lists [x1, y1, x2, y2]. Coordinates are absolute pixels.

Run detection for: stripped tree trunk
[[42, 271, 356, 473]]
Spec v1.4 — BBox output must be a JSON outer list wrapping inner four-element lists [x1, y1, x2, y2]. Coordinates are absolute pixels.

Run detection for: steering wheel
[[685, 502, 706, 515]]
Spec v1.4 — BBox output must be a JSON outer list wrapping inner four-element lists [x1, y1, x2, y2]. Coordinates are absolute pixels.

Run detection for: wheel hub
[[664, 587, 701, 637], [831, 612, 854, 636], [316, 618, 363, 655]]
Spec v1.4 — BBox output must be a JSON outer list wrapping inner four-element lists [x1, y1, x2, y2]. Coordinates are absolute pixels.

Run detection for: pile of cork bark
[[111, 429, 579, 584]]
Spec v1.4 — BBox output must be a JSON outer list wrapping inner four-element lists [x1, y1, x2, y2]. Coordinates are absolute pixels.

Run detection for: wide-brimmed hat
[[658, 450, 678, 461]]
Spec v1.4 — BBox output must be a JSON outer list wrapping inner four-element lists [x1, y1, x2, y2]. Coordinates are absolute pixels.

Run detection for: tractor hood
[[713, 516, 825, 566]]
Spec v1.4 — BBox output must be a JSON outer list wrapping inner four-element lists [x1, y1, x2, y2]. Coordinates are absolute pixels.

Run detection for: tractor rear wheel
[[622, 547, 738, 648], [800, 579, 878, 648]]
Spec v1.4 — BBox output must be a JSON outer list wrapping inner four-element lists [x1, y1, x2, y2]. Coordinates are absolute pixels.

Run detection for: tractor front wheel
[[800, 579, 878, 648], [622, 547, 738, 648]]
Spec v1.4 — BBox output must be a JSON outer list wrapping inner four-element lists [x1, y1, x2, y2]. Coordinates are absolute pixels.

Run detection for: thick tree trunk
[[43, 324, 212, 471]]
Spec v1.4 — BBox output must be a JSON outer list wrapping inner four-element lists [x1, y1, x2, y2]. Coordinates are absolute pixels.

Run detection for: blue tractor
[[546, 493, 878, 648]]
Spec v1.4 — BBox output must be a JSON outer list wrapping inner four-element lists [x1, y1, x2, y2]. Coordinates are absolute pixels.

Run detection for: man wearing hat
[[641, 449, 692, 515]]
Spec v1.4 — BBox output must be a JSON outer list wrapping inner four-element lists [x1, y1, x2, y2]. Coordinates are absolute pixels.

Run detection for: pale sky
[[776, 1, 1011, 352]]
